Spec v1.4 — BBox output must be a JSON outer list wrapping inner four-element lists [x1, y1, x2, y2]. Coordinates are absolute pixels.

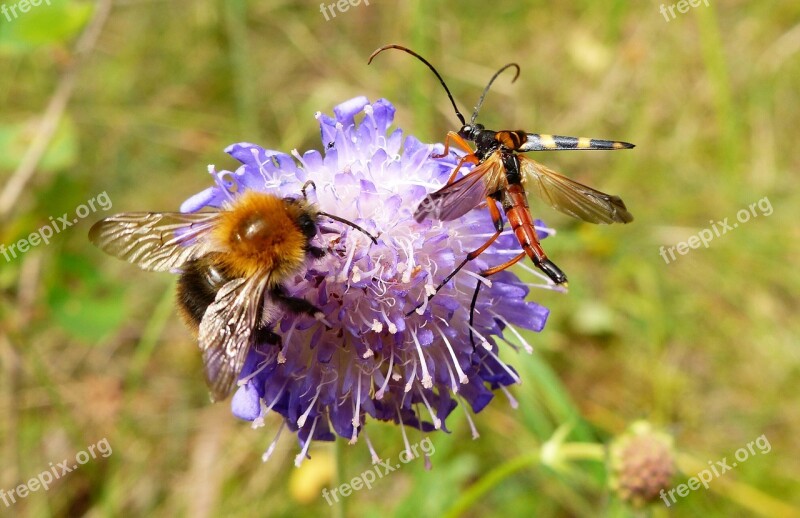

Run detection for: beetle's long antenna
[[369, 44, 466, 126], [470, 63, 520, 125]]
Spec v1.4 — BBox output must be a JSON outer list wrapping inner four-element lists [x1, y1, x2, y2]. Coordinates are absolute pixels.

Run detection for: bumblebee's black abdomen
[[176, 256, 231, 328], [176, 256, 280, 346]]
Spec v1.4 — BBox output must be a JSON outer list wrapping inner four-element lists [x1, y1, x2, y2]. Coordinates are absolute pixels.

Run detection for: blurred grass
[[1, 1, 799, 516]]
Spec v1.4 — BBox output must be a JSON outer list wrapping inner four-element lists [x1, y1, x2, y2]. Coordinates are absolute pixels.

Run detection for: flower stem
[[333, 439, 346, 518], [443, 442, 607, 518], [443, 452, 540, 518]]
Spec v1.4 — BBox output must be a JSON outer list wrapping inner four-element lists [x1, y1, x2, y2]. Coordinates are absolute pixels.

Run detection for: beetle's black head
[[458, 124, 484, 142]]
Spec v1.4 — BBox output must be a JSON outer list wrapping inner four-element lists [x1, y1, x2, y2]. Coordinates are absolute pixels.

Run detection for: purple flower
[[183, 97, 554, 465]]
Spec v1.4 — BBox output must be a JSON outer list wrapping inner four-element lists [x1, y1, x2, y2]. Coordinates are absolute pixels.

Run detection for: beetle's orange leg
[[433, 131, 474, 159], [406, 197, 503, 316]]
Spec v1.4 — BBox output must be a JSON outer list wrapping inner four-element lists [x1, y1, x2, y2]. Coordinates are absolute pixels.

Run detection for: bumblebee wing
[[89, 212, 221, 271], [198, 273, 271, 402], [414, 153, 506, 222], [519, 156, 633, 224]]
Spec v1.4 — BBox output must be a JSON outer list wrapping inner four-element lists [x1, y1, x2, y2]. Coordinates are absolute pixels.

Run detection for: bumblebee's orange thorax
[[212, 191, 313, 280]]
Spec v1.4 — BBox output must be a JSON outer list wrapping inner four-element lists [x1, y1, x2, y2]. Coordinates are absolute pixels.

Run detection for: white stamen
[[482, 349, 522, 385], [370, 319, 383, 333], [251, 401, 269, 429], [533, 224, 556, 237], [411, 330, 433, 389], [457, 395, 481, 439], [297, 384, 322, 428], [404, 358, 417, 393], [294, 416, 319, 467], [375, 352, 394, 400], [262, 421, 286, 462], [491, 312, 534, 354], [417, 386, 441, 429], [499, 385, 519, 409], [462, 269, 493, 288], [252, 380, 289, 428], [443, 356, 459, 393], [363, 430, 381, 464], [352, 374, 362, 430], [396, 405, 413, 459], [381, 308, 397, 334], [434, 323, 468, 384], [337, 242, 357, 283], [517, 262, 560, 285], [467, 324, 492, 350]]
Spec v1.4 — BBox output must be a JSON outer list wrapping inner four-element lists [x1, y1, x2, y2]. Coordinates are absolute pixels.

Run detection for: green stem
[[333, 439, 346, 518], [559, 443, 606, 463], [443, 442, 607, 518], [443, 452, 539, 518]]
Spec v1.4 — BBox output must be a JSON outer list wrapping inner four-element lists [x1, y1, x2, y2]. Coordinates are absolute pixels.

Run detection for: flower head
[[182, 97, 553, 464], [609, 421, 676, 507]]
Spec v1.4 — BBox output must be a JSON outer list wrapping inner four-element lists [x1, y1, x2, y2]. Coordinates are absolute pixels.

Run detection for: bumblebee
[[89, 183, 376, 401]]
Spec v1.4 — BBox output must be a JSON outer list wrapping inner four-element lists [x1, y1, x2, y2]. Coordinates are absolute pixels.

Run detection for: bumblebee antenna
[[318, 211, 378, 245], [369, 44, 466, 126], [301, 180, 316, 199], [302, 181, 378, 244], [470, 63, 520, 125]]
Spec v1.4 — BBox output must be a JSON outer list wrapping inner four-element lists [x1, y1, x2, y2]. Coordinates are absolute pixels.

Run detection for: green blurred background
[[1, 1, 798, 516]]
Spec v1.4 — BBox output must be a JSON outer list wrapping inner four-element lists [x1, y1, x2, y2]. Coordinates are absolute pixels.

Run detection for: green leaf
[[0, 0, 93, 51], [48, 252, 127, 342]]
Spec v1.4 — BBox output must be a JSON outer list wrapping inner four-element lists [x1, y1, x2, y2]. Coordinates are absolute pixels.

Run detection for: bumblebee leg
[[307, 245, 326, 258], [272, 286, 322, 318], [253, 327, 281, 347], [406, 197, 503, 316]]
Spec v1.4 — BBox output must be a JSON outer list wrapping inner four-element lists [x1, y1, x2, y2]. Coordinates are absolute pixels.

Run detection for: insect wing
[[519, 156, 633, 224], [198, 273, 270, 401], [414, 153, 505, 222], [89, 212, 221, 272]]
